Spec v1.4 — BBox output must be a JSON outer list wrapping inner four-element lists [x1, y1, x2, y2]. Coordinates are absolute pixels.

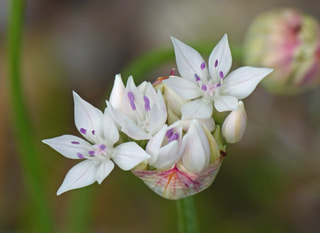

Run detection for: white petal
[[56, 160, 99, 195], [152, 141, 180, 169], [95, 160, 115, 184], [223, 67, 273, 99], [213, 95, 239, 112], [107, 103, 150, 140], [103, 109, 119, 145], [146, 124, 168, 164], [181, 99, 213, 119], [171, 37, 209, 82], [163, 76, 201, 99], [73, 91, 104, 143], [181, 120, 210, 173], [112, 142, 151, 170], [109, 74, 125, 110], [148, 91, 167, 136], [208, 34, 232, 82], [42, 135, 91, 159]]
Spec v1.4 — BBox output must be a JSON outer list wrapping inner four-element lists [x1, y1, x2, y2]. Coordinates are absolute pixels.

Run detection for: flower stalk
[[176, 196, 200, 233]]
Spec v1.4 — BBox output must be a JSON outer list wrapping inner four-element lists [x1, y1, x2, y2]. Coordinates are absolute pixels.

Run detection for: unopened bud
[[222, 101, 247, 143], [244, 8, 320, 94], [154, 77, 189, 124]]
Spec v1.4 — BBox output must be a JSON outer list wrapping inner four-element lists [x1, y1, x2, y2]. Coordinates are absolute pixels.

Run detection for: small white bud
[[222, 101, 247, 143]]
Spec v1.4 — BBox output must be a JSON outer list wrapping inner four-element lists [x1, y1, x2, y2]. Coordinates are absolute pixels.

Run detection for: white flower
[[107, 74, 167, 140], [42, 91, 150, 195], [222, 101, 247, 143], [164, 34, 273, 118]]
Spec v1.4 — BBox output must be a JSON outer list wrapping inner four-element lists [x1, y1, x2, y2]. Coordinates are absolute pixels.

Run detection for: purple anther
[[170, 68, 175, 75], [127, 92, 136, 110], [219, 71, 224, 79], [168, 133, 179, 143], [214, 59, 218, 68], [77, 153, 84, 159], [143, 96, 151, 112], [99, 144, 106, 150], [200, 62, 206, 70], [166, 128, 174, 138], [194, 73, 201, 81], [80, 128, 87, 134], [89, 150, 95, 156], [71, 141, 80, 144], [201, 84, 207, 91], [91, 130, 95, 135]]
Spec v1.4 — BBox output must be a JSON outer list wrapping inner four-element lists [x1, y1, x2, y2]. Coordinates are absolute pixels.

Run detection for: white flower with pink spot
[[164, 34, 273, 119], [42, 92, 150, 195]]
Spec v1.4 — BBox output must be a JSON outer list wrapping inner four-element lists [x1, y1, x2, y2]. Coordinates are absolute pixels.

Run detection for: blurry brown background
[[1, 0, 320, 232]]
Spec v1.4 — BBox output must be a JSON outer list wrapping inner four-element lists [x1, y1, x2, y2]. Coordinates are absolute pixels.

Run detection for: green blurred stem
[[176, 196, 199, 233], [8, 0, 54, 232]]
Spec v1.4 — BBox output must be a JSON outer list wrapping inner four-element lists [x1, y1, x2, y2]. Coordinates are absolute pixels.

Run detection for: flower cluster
[[43, 34, 272, 199]]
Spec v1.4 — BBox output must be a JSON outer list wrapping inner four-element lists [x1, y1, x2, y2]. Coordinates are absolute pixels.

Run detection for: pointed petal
[[107, 103, 150, 140], [42, 135, 91, 159], [103, 110, 119, 145], [208, 34, 232, 82], [112, 142, 151, 170], [56, 160, 99, 195], [73, 91, 104, 143], [148, 91, 167, 135], [181, 99, 213, 119], [163, 77, 201, 99], [171, 37, 209, 82], [95, 160, 115, 184], [146, 125, 168, 165], [181, 120, 210, 173], [109, 74, 125, 109], [213, 95, 239, 112], [223, 67, 273, 99], [152, 141, 180, 169]]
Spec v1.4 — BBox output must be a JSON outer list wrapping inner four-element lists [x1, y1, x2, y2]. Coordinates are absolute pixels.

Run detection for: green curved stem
[[176, 196, 199, 233], [8, 0, 54, 232]]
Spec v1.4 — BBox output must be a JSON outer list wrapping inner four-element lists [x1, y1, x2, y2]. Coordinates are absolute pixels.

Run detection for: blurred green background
[[1, 0, 320, 232]]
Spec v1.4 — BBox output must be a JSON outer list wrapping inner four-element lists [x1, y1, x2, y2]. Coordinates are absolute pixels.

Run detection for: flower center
[[127, 91, 152, 132], [194, 59, 225, 98]]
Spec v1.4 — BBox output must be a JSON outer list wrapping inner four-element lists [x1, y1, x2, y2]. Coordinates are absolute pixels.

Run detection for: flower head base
[[132, 157, 224, 200], [244, 8, 320, 94], [133, 120, 223, 200]]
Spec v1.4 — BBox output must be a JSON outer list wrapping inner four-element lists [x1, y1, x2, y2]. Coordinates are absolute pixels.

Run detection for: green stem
[[176, 196, 200, 233], [8, 0, 54, 232]]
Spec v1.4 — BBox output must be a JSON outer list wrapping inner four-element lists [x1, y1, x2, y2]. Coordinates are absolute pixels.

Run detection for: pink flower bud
[[244, 8, 320, 94]]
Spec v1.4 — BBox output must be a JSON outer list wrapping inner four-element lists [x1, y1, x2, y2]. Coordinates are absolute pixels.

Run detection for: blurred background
[[2, 0, 320, 232]]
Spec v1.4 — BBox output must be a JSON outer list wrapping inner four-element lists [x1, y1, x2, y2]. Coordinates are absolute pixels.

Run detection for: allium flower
[[164, 34, 273, 118], [244, 8, 320, 94], [107, 74, 167, 140], [42, 92, 150, 195], [133, 120, 223, 200]]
